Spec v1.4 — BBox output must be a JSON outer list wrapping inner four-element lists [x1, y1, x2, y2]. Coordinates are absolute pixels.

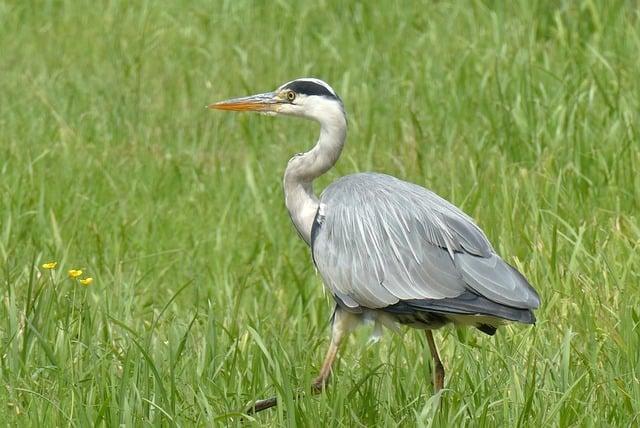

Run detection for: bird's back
[[311, 172, 540, 327]]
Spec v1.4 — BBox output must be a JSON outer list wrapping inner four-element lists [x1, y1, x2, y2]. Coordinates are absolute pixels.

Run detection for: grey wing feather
[[312, 173, 540, 314], [455, 253, 540, 308]]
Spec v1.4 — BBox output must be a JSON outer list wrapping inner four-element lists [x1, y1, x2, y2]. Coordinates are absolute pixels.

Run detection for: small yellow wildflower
[[42, 262, 57, 270], [68, 269, 83, 278], [79, 277, 93, 286]]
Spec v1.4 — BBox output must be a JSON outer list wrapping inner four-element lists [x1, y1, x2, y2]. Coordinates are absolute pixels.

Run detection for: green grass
[[1, 0, 639, 426]]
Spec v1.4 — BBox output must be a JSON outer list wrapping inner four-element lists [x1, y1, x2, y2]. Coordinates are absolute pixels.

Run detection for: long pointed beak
[[207, 92, 279, 112]]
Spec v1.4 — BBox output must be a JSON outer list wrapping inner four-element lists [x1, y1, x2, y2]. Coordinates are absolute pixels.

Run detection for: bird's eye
[[286, 91, 296, 102]]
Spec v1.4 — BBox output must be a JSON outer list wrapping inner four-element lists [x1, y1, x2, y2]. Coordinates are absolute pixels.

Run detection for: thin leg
[[312, 339, 340, 392], [425, 330, 445, 391], [246, 307, 358, 413], [312, 307, 358, 393]]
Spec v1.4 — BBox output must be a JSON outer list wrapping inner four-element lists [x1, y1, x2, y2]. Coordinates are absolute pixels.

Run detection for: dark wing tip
[[383, 291, 537, 324], [477, 324, 497, 335]]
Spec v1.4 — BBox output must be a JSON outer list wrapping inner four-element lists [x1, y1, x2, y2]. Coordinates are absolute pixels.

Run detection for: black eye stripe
[[282, 81, 336, 99]]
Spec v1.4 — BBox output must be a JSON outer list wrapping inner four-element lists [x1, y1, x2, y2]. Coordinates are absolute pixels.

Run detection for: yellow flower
[[68, 269, 83, 278], [42, 262, 57, 270], [79, 277, 93, 286]]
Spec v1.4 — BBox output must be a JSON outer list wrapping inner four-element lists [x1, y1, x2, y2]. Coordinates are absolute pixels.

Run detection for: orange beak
[[207, 92, 279, 112]]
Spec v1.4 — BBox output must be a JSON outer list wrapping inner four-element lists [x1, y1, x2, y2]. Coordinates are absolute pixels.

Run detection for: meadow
[[1, 0, 639, 426]]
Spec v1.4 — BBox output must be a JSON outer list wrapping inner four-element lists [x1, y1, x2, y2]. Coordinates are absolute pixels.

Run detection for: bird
[[208, 78, 540, 411]]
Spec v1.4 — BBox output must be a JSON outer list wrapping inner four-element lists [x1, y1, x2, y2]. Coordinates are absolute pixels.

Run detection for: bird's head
[[208, 78, 345, 124]]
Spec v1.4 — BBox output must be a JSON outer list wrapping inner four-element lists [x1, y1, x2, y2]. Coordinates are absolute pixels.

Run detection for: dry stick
[[246, 396, 278, 413], [246, 383, 327, 414]]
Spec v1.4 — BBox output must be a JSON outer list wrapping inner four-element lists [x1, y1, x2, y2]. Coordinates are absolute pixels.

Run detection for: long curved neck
[[284, 110, 347, 245]]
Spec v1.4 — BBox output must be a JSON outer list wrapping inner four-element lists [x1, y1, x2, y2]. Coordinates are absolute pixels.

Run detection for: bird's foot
[[311, 377, 327, 394]]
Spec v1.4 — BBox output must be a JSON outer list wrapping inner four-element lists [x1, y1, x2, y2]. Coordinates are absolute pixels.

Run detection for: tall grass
[[1, 0, 639, 425]]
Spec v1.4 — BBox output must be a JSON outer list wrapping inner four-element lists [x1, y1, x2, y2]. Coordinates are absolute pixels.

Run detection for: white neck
[[283, 105, 347, 245]]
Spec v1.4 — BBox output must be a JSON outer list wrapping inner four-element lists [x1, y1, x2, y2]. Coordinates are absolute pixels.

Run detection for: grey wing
[[312, 173, 540, 318]]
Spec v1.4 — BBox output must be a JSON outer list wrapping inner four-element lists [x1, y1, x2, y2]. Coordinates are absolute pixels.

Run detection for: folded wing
[[311, 173, 540, 319]]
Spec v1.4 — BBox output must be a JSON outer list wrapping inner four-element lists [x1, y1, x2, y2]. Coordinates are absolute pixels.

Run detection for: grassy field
[[1, 0, 639, 426]]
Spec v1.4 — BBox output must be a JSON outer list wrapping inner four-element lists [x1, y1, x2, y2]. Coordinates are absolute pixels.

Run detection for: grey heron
[[208, 78, 540, 412]]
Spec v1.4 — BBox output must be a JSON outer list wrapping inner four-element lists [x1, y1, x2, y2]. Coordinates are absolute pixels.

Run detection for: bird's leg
[[312, 339, 341, 392], [312, 307, 358, 393], [246, 308, 357, 414], [425, 330, 445, 392], [247, 341, 339, 414]]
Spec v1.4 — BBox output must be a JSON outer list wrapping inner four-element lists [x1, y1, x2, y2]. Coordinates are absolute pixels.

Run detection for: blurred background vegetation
[[0, 0, 639, 426]]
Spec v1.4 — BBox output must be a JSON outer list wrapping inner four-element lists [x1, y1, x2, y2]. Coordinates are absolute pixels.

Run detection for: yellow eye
[[286, 90, 296, 102]]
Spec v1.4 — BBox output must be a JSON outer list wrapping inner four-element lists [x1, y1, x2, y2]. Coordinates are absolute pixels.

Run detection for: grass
[[1, 0, 639, 426]]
